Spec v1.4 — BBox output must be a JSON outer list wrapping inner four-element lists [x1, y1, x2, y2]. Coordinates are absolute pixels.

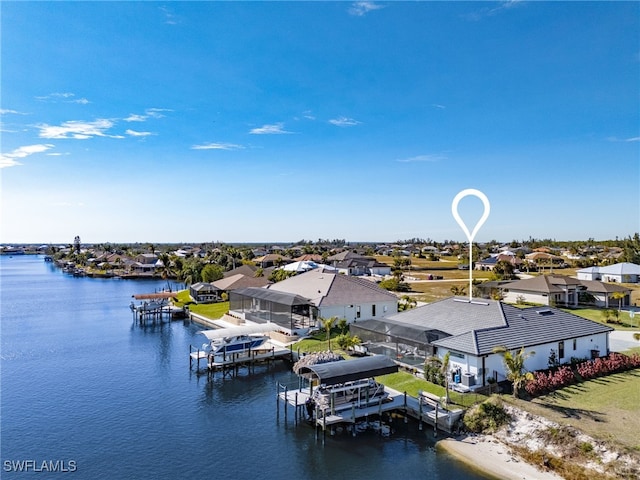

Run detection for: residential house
[[475, 253, 522, 272], [189, 282, 221, 304], [253, 253, 292, 268], [326, 251, 391, 277], [351, 297, 612, 388], [577, 262, 640, 284], [499, 274, 632, 308], [233, 269, 398, 331], [500, 275, 583, 307]]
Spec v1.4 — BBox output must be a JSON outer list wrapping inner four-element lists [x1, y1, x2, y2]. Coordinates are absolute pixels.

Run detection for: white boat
[[311, 377, 389, 411], [199, 323, 279, 357]]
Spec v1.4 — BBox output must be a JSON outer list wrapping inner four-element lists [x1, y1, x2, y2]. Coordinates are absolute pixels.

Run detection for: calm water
[[0, 255, 489, 479]]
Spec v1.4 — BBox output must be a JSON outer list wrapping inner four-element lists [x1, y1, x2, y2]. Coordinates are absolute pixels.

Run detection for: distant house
[[326, 251, 391, 277], [351, 298, 612, 388], [253, 253, 292, 268], [500, 275, 583, 307], [189, 282, 221, 304], [499, 274, 632, 308], [577, 262, 640, 284], [475, 253, 522, 271], [213, 273, 271, 295], [525, 252, 566, 269]]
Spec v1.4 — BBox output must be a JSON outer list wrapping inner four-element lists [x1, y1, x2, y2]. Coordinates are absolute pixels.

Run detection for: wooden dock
[[189, 341, 293, 376], [277, 385, 464, 436]]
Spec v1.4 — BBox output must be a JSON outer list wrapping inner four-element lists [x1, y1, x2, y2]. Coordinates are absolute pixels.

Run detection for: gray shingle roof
[[386, 297, 508, 336], [266, 270, 397, 307], [433, 304, 613, 355]]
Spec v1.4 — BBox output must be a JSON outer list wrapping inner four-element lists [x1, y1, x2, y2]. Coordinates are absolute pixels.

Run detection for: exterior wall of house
[[439, 331, 610, 387], [577, 272, 600, 281], [317, 301, 397, 325], [502, 291, 552, 305]]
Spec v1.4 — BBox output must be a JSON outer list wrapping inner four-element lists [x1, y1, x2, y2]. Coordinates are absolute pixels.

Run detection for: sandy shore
[[437, 434, 563, 480]]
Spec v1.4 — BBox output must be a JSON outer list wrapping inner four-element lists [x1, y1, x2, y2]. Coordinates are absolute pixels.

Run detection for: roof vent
[[536, 309, 554, 316]]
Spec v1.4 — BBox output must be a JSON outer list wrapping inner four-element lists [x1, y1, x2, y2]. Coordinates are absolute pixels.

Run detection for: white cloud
[[192, 142, 244, 150], [125, 129, 154, 137], [124, 114, 147, 122], [396, 154, 446, 163], [146, 108, 172, 118], [349, 1, 383, 16], [160, 6, 179, 25], [249, 123, 292, 134], [432, 104, 446, 110], [606, 136, 640, 143], [329, 116, 361, 127], [0, 143, 55, 169], [466, 0, 524, 21], [124, 108, 172, 122], [35, 92, 89, 104], [37, 119, 116, 139], [0, 109, 27, 115]]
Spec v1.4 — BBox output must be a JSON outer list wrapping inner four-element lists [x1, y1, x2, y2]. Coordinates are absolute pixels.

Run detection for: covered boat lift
[[297, 355, 398, 387]]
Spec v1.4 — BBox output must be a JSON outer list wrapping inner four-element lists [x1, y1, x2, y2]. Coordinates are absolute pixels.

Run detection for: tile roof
[[433, 304, 613, 355], [266, 270, 397, 306]]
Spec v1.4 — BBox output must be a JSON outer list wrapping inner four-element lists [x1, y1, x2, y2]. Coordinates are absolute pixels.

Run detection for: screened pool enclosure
[[229, 287, 317, 333], [350, 318, 450, 368]]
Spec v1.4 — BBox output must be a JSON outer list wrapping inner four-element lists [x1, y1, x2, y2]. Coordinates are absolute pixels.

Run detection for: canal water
[[1, 255, 490, 479]]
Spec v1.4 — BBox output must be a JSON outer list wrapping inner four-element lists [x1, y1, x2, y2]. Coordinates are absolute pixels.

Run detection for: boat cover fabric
[[298, 355, 398, 385], [199, 323, 279, 340]]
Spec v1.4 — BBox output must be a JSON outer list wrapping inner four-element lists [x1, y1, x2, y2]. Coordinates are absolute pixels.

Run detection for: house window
[[372, 305, 376, 317], [356, 306, 361, 319], [559, 341, 565, 360], [573, 339, 577, 351]]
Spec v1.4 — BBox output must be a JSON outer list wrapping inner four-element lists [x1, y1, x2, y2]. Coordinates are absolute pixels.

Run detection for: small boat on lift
[[311, 377, 389, 411], [199, 323, 279, 357]]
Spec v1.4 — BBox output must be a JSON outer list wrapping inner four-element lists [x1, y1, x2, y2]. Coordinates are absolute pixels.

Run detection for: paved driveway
[[609, 330, 640, 352]]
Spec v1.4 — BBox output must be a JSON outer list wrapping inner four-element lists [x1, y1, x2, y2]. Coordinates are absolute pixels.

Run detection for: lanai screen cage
[[350, 319, 450, 368], [229, 287, 316, 332]]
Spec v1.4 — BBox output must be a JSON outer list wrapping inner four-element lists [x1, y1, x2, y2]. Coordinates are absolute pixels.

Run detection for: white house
[[351, 297, 612, 388], [266, 269, 398, 323], [577, 262, 640, 284]]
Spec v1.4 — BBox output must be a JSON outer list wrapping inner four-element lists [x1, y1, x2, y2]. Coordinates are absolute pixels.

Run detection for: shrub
[[463, 397, 510, 433]]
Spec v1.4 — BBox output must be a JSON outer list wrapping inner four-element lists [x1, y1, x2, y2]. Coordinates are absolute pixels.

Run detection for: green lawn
[[563, 307, 639, 330], [505, 369, 640, 452], [376, 371, 487, 408]]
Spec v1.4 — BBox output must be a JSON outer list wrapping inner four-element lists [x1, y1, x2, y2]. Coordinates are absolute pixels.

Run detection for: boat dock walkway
[[189, 341, 293, 375], [278, 385, 463, 435]]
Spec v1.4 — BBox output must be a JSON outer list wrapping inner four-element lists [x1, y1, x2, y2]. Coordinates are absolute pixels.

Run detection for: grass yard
[[376, 371, 487, 408], [564, 307, 640, 330], [505, 369, 640, 452], [172, 290, 229, 319]]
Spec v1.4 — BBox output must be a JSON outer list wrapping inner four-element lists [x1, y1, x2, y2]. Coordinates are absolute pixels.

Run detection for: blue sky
[[1, 1, 638, 245]]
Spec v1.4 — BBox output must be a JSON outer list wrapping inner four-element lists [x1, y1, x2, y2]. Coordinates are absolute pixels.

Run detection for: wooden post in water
[[276, 382, 280, 420], [284, 385, 288, 419], [404, 391, 408, 424], [434, 405, 439, 437], [351, 404, 356, 437], [418, 395, 423, 431]]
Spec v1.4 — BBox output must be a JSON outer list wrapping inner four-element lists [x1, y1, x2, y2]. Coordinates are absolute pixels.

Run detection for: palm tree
[[611, 291, 626, 312], [321, 316, 337, 351], [492, 346, 535, 399], [441, 351, 451, 406]]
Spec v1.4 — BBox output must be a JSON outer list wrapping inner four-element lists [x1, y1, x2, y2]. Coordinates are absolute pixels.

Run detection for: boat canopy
[[133, 292, 177, 300], [199, 323, 280, 341], [298, 355, 398, 386]]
